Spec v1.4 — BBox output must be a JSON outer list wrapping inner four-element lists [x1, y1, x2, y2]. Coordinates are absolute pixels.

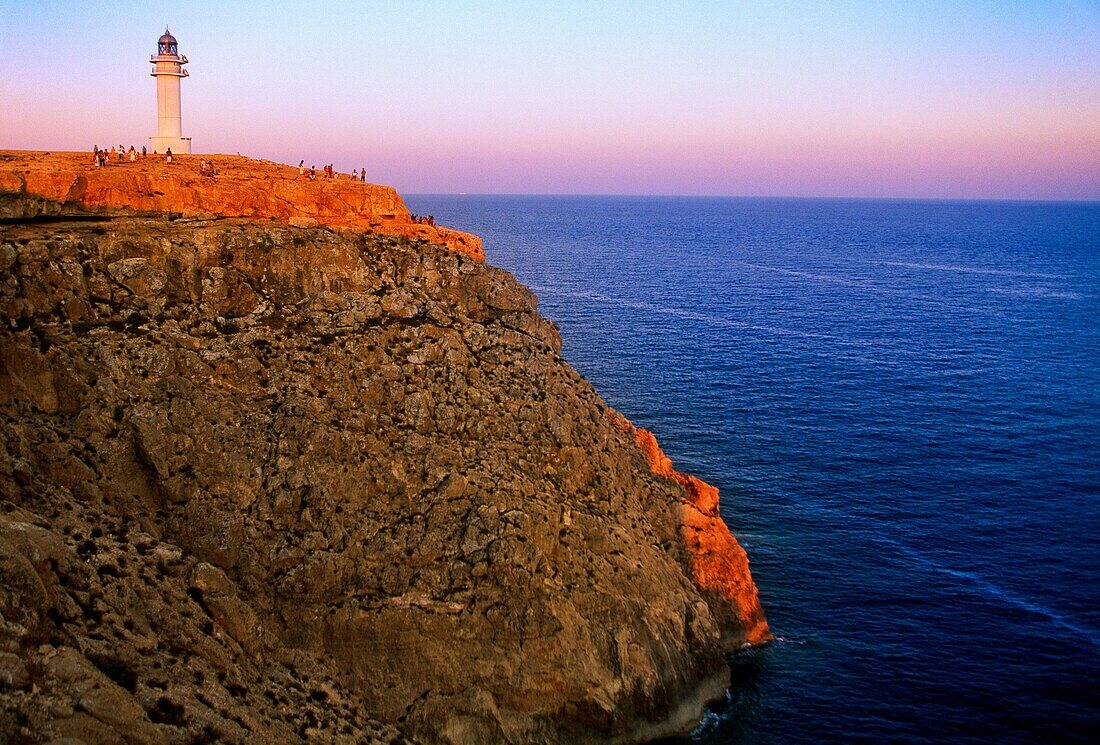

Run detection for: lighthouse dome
[[157, 28, 178, 56]]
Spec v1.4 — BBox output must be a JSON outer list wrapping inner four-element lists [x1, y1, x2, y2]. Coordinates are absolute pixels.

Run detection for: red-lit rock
[[628, 423, 771, 645], [0, 150, 484, 260]]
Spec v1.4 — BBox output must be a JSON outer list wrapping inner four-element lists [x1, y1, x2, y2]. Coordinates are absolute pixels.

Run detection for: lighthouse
[[149, 27, 192, 154]]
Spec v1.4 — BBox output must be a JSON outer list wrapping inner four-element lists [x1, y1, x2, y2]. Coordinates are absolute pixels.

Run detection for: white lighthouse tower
[[149, 27, 192, 154]]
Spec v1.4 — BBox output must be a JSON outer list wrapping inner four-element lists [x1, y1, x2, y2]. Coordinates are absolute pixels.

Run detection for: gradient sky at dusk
[[2, 1, 1098, 198]]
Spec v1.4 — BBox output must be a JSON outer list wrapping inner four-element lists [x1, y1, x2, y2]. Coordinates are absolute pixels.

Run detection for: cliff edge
[[0, 153, 767, 744], [0, 151, 483, 260]]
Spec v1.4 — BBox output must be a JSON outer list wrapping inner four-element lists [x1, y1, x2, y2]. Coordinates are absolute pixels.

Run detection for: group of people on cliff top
[[409, 214, 436, 226], [298, 160, 367, 183], [92, 144, 180, 166], [92, 144, 145, 166], [88, 146, 371, 184]]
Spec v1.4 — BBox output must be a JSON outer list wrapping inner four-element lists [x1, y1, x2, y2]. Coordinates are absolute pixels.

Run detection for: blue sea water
[[406, 195, 1100, 744]]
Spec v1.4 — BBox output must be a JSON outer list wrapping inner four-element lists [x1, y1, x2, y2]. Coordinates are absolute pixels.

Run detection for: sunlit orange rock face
[[0, 150, 483, 260], [629, 422, 771, 645]]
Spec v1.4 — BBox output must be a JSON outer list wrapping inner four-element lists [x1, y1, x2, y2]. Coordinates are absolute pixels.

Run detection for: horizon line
[[404, 192, 1100, 205], [3, 149, 1094, 205]]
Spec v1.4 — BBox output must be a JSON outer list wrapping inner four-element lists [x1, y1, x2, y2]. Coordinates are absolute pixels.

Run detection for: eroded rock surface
[[0, 196, 767, 743], [0, 504, 402, 744]]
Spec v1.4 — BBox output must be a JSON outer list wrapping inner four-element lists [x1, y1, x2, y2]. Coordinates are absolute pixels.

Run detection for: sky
[[1, 1, 1098, 199]]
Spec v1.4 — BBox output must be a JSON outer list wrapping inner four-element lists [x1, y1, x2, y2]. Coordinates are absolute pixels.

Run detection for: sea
[[406, 195, 1100, 744]]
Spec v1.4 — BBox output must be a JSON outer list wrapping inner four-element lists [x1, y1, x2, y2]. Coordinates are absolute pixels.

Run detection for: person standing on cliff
[[360, 168, 366, 182], [141, 146, 147, 158], [299, 160, 305, 176], [166, 147, 173, 164]]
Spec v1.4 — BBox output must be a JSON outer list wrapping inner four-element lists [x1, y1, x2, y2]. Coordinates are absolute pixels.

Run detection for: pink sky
[[1, 1, 1097, 199]]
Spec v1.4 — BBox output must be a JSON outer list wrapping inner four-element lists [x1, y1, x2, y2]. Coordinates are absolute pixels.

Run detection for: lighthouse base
[[149, 136, 192, 155]]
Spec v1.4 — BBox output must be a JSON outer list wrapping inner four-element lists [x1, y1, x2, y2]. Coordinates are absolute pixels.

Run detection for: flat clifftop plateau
[[0, 196, 767, 744], [0, 150, 484, 260]]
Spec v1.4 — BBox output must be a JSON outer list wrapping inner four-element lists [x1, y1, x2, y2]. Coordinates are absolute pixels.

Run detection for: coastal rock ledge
[[0, 151, 484, 260], [0, 153, 768, 745]]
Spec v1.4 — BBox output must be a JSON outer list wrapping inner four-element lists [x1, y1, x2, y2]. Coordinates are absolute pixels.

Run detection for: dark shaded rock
[[0, 200, 766, 744]]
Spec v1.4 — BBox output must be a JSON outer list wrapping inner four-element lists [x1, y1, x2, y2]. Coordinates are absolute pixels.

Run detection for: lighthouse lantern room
[[149, 27, 192, 154]]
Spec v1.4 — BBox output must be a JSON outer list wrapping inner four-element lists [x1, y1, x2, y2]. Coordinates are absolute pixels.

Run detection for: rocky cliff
[[0, 154, 767, 745]]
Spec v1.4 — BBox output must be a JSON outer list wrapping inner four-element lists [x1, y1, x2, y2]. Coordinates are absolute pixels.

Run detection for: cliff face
[[0, 162, 767, 744], [0, 151, 483, 260]]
